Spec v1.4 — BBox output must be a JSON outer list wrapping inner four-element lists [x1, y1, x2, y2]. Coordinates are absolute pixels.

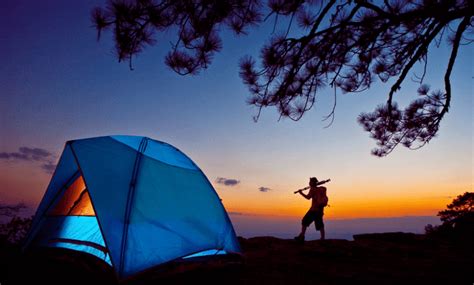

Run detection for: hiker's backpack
[[320, 188, 329, 207], [321, 195, 329, 207]]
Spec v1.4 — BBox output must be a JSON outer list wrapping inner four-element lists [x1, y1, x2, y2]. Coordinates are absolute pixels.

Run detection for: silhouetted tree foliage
[[438, 192, 474, 225], [0, 203, 32, 244], [92, 0, 473, 156], [92, 0, 262, 72], [425, 192, 474, 238], [0, 217, 32, 245]]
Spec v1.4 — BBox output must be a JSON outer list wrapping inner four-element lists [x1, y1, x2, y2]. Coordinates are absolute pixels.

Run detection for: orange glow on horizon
[[224, 196, 450, 219], [220, 184, 463, 219], [0, 160, 468, 221]]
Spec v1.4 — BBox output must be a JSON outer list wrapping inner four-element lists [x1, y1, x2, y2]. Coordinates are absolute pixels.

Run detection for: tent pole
[[118, 137, 148, 277]]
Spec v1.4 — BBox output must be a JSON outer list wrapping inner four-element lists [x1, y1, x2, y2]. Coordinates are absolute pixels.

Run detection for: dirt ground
[[2, 233, 472, 285]]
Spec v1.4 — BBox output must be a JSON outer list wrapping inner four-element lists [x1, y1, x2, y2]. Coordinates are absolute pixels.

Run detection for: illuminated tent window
[[48, 175, 95, 216], [38, 174, 109, 264]]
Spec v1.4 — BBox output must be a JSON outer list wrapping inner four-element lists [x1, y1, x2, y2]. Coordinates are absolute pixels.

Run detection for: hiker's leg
[[299, 210, 313, 238], [299, 225, 307, 237], [315, 210, 325, 240], [296, 211, 312, 241], [295, 225, 307, 241], [320, 227, 325, 240]]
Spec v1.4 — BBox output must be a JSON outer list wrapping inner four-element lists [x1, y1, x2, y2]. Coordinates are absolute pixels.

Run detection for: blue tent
[[24, 136, 241, 279]]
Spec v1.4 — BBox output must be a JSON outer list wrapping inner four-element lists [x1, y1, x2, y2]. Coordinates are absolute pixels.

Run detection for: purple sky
[[0, 1, 472, 231]]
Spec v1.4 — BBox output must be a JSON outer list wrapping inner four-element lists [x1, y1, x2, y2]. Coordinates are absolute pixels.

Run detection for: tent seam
[[119, 137, 148, 277], [110, 136, 200, 172], [68, 141, 120, 280]]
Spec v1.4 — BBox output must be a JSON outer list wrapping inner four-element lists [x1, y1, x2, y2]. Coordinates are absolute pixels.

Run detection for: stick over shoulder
[[294, 179, 331, 194]]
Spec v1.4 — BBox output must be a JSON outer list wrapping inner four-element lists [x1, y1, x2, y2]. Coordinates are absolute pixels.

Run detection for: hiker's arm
[[299, 190, 312, 200]]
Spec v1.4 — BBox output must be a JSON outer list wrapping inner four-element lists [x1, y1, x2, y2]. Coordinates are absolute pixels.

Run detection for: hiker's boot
[[294, 234, 305, 243]]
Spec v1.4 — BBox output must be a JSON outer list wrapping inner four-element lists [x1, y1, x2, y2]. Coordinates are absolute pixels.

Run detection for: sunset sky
[[1, 0, 472, 223]]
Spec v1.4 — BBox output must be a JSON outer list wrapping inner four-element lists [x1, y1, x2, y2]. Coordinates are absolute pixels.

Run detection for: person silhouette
[[294, 177, 330, 242]]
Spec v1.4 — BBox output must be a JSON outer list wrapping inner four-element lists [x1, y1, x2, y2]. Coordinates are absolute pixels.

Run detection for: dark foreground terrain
[[1, 233, 472, 285]]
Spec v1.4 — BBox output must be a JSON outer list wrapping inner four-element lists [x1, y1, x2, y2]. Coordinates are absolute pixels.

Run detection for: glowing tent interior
[[24, 136, 241, 279]]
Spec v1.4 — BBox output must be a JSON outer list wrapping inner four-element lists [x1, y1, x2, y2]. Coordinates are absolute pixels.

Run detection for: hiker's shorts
[[302, 209, 324, 230]]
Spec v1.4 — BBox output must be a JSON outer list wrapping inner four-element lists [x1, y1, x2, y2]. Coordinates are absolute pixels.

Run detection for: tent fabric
[[24, 135, 240, 279], [111, 135, 198, 170], [122, 154, 237, 275], [70, 136, 140, 271], [33, 216, 111, 265]]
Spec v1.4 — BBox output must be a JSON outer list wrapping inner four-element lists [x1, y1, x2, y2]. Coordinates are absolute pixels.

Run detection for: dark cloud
[[0, 146, 55, 174], [0, 202, 27, 217], [0, 152, 28, 160], [41, 162, 57, 174], [0, 147, 52, 162], [19, 147, 51, 160], [258, 187, 271, 192], [216, 177, 240, 186]]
